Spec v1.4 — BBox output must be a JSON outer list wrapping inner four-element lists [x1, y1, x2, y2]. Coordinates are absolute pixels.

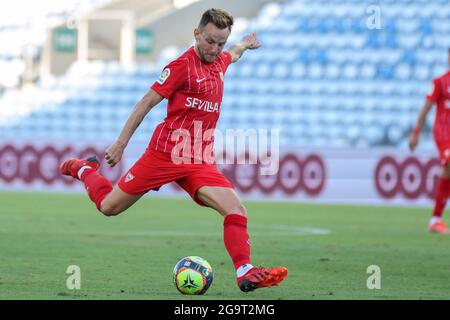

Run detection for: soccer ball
[[173, 256, 213, 295]]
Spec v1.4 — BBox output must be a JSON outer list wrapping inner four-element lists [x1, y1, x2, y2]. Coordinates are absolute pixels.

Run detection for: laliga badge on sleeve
[[157, 68, 171, 85]]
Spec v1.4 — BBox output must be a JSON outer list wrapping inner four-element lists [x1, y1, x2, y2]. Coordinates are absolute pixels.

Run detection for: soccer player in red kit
[[60, 8, 288, 291], [409, 48, 450, 235]]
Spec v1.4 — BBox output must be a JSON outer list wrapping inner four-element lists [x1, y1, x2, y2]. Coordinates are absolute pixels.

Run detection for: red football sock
[[433, 177, 450, 218], [223, 214, 251, 270], [80, 169, 113, 211]]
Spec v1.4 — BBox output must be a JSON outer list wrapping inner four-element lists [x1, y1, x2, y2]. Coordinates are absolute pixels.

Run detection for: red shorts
[[435, 139, 450, 165], [117, 148, 234, 206]]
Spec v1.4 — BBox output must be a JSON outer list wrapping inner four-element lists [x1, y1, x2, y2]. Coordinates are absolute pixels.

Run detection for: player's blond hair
[[199, 8, 234, 31]]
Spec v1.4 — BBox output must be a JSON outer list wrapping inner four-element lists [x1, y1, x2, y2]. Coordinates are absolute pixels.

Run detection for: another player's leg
[[60, 157, 142, 216], [196, 186, 288, 292], [429, 163, 450, 234]]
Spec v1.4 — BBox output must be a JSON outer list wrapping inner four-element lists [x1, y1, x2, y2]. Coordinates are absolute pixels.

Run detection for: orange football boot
[[237, 266, 288, 292], [429, 221, 450, 235]]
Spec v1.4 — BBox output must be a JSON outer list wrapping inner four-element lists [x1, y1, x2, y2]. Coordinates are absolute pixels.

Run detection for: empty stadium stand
[[1, 0, 449, 150]]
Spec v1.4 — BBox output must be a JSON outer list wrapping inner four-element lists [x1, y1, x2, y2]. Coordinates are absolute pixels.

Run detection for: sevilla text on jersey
[[185, 97, 220, 113]]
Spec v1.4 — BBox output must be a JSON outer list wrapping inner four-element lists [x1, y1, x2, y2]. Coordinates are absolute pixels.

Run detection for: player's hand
[[105, 141, 125, 167], [242, 32, 261, 50], [408, 134, 419, 152]]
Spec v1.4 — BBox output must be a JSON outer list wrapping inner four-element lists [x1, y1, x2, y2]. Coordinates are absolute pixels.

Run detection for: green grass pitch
[[0, 192, 449, 300]]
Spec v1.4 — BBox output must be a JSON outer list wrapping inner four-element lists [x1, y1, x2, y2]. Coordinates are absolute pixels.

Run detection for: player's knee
[[228, 203, 247, 217], [99, 202, 122, 217], [444, 164, 450, 176]]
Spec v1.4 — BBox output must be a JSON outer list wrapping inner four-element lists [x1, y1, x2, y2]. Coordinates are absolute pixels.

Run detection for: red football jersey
[[427, 70, 450, 141], [150, 46, 232, 162]]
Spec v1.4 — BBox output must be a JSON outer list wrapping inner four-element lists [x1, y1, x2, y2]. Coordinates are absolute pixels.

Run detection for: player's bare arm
[[228, 32, 261, 63], [409, 99, 434, 152], [105, 89, 164, 167]]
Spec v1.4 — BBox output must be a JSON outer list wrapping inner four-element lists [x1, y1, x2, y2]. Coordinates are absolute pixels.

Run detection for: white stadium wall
[[0, 141, 440, 207]]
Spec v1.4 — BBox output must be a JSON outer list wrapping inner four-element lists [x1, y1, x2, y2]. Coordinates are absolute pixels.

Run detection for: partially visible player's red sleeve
[[219, 51, 233, 74], [426, 78, 442, 102], [151, 59, 187, 99]]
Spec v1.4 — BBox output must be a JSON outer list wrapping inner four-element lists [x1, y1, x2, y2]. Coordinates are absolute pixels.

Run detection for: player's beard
[[196, 44, 217, 64], [203, 54, 216, 63]]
